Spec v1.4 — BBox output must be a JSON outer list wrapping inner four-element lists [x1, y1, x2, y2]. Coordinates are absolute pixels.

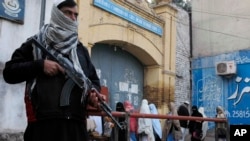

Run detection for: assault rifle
[[31, 37, 124, 130]]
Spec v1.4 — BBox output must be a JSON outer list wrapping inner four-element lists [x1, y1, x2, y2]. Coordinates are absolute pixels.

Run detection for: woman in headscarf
[[138, 99, 155, 141], [215, 106, 228, 141], [198, 107, 208, 141], [115, 102, 127, 141], [149, 103, 162, 141], [124, 100, 138, 141], [188, 106, 203, 141], [162, 102, 182, 141]]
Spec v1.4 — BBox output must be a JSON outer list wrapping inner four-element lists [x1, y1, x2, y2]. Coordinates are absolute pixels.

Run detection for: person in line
[[115, 102, 127, 141], [103, 116, 114, 137], [162, 102, 182, 141], [149, 103, 162, 141], [138, 99, 155, 141], [124, 100, 138, 141], [215, 106, 228, 141], [177, 101, 190, 141], [3, 0, 102, 141], [198, 107, 208, 141], [188, 106, 203, 141]]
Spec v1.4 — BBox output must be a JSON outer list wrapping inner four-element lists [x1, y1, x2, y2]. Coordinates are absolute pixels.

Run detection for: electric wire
[[166, 6, 250, 41], [149, 1, 250, 40]]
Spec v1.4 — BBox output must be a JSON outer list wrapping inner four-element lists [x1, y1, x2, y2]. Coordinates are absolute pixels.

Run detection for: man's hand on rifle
[[88, 89, 106, 110], [43, 60, 65, 76]]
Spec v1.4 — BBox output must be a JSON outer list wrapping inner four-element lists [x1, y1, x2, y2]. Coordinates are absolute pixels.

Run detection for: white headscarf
[[149, 103, 162, 139], [216, 106, 226, 118], [198, 107, 208, 140], [138, 99, 155, 141]]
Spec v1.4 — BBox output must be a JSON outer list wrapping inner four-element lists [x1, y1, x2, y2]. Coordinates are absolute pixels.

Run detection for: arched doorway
[[91, 43, 144, 110]]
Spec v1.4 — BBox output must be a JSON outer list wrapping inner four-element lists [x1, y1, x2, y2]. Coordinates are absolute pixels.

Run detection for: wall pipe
[[39, 0, 46, 29]]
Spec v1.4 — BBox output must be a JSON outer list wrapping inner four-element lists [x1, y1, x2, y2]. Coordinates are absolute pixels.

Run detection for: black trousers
[[24, 119, 88, 141]]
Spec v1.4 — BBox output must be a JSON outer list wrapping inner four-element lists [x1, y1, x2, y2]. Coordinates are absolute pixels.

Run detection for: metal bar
[[88, 111, 227, 122]]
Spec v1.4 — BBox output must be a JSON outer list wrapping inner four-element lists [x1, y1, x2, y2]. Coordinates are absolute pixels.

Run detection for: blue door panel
[[91, 44, 144, 110]]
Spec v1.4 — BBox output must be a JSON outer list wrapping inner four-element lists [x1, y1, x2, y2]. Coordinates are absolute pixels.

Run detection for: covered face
[[192, 105, 198, 111], [53, 0, 78, 21], [116, 102, 125, 112], [124, 100, 134, 112], [216, 106, 224, 113]]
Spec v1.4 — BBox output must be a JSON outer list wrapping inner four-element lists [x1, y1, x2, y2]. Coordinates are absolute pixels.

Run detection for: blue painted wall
[[192, 50, 250, 128]]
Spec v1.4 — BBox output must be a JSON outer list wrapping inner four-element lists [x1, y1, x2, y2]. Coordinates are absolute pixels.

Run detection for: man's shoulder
[[77, 42, 88, 51], [77, 41, 84, 47], [178, 105, 186, 109]]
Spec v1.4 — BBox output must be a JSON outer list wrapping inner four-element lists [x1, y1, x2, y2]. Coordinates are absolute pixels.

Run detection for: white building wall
[[192, 0, 250, 58], [0, 0, 54, 134]]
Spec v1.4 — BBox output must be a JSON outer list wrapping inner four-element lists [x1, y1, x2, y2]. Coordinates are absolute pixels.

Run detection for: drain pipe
[[189, 11, 193, 104], [39, 0, 46, 28]]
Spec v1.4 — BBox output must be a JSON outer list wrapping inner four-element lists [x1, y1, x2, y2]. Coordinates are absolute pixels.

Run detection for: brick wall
[[174, 5, 191, 107]]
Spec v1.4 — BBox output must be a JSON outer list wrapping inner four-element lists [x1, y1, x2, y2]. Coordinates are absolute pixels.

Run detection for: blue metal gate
[[91, 44, 144, 110]]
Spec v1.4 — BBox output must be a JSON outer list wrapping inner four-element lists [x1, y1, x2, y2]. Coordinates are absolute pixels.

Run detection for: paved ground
[[204, 129, 215, 141], [184, 129, 215, 141]]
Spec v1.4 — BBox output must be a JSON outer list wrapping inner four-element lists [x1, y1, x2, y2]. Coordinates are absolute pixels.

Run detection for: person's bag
[[173, 128, 183, 140], [192, 129, 203, 140], [217, 127, 227, 138]]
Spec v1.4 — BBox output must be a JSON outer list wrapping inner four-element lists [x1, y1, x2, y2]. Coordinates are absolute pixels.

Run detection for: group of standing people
[[114, 100, 229, 141], [114, 99, 164, 141], [114, 99, 229, 141], [114, 100, 207, 141], [162, 101, 228, 141], [115, 100, 139, 141], [115, 99, 163, 141], [162, 101, 208, 141]]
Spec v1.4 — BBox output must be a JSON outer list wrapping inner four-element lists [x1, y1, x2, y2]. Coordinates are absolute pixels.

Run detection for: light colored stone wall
[[0, 0, 54, 137], [192, 0, 250, 58], [0, 0, 44, 133]]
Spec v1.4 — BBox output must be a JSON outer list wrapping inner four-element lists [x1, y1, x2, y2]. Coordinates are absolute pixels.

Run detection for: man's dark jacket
[[178, 104, 190, 128], [3, 38, 101, 121]]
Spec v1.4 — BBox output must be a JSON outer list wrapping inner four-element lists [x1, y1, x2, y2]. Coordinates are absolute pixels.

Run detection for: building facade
[[191, 0, 250, 128], [0, 0, 191, 140], [77, 0, 178, 112]]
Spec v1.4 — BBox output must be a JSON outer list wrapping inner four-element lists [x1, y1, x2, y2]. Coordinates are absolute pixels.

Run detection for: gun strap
[[60, 79, 75, 106]]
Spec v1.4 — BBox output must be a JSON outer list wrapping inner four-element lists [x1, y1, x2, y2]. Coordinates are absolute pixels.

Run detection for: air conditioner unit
[[215, 61, 237, 75]]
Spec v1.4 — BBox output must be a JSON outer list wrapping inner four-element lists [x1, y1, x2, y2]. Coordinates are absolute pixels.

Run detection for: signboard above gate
[[0, 0, 25, 24], [93, 0, 163, 36]]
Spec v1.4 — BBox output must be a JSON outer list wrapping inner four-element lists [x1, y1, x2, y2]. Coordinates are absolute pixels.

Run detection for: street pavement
[[204, 129, 215, 141], [184, 129, 215, 141]]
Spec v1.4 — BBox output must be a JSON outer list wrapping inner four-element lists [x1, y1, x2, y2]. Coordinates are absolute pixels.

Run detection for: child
[[103, 116, 114, 137]]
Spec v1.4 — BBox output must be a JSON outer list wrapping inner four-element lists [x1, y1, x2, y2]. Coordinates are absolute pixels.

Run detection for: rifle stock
[[31, 37, 124, 130]]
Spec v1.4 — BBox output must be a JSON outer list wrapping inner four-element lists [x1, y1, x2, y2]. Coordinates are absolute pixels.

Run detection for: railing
[[88, 110, 228, 141]]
